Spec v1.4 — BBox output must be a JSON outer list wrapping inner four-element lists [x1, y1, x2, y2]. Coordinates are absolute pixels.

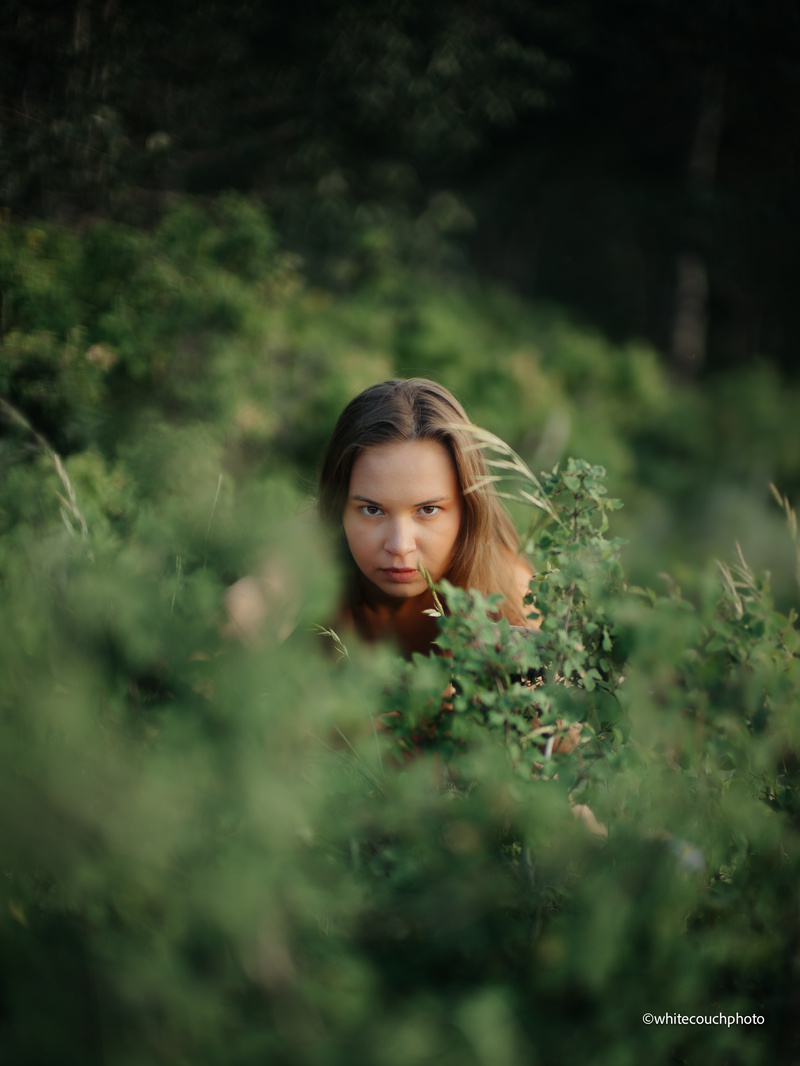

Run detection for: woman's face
[[342, 439, 464, 602]]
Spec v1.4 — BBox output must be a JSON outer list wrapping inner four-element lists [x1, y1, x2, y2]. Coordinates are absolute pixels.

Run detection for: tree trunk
[[671, 67, 726, 375]]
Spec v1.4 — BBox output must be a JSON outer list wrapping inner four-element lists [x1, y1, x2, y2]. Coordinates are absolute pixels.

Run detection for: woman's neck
[[352, 585, 441, 658]]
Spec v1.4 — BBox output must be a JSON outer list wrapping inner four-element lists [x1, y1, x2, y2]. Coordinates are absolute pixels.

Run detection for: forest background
[[2, 2, 800, 1064]]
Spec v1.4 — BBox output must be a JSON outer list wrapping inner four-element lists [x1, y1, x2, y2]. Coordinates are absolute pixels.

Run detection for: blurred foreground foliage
[[2, 198, 800, 1063]]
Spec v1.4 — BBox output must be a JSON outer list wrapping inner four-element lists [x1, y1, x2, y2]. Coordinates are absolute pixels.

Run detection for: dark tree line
[[3, 0, 800, 375]]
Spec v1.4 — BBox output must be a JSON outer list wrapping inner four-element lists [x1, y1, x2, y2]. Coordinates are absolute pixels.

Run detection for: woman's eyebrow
[[351, 495, 450, 506]]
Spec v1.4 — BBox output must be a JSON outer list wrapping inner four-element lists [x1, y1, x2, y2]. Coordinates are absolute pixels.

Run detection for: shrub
[[2, 197, 799, 1064]]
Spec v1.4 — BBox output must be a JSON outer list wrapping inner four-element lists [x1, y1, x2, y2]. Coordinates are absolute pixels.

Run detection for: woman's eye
[[360, 505, 383, 516], [419, 505, 440, 516]]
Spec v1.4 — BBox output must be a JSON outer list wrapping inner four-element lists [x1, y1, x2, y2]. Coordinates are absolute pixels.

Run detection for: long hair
[[318, 378, 529, 624]]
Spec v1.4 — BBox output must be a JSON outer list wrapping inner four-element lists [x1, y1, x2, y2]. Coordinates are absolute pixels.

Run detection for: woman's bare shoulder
[[514, 554, 533, 589], [513, 554, 540, 629]]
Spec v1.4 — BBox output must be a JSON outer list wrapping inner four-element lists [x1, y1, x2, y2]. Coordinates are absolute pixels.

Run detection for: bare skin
[[342, 439, 463, 657], [342, 439, 536, 657]]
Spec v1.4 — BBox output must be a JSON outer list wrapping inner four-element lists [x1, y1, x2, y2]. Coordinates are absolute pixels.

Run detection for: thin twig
[[0, 396, 93, 559]]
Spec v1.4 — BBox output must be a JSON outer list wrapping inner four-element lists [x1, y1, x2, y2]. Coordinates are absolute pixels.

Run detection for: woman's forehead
[[349, 440, 460, 499]]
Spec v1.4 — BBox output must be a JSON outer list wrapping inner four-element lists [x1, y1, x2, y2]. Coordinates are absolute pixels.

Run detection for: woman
[[318, 378, 609, 837], [318, 378, 537, 658], [316, 378, 602, 776], [228, 377, 599, 828]]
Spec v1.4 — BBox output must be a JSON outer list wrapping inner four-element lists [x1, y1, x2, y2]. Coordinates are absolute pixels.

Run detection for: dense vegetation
[[5, 0, 800, 373], [2, 199, 799, 1064]]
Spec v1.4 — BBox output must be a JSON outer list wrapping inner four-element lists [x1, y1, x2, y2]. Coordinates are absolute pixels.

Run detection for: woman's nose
[[385, 518, 415, 557]]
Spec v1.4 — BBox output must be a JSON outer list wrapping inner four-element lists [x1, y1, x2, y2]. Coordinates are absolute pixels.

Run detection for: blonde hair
[[318, 378, 530, 625]]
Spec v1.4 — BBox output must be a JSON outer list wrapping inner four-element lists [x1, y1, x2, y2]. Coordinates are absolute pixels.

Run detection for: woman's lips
[[379, 568, 419, 584]]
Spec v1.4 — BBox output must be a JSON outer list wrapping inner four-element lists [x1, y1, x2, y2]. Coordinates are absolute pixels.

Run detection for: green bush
[[2, 426, 799, 1063], [2, 196, 799, 1064]]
